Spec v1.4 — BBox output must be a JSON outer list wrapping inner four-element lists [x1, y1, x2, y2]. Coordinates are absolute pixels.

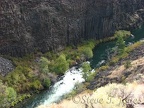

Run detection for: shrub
[[83, 47, 93, 59], [0, 80, 18, 108], [78, 47, 93, 59], [67, 59, 77, 66], [0, 80, 9, 107], [116, 36, 126, 55], [31, 80, 43, 90], [82, 62, 92, 81], [39, 57, 50, 74], [109, 57, 119, 65], [53, 54, 69, 75], [43, 78, 51, 88], [124, 61, 132, 69], [4, 65, 41, 93], [114, 30, 131, 38], [5, 66, 32, 86], [119, 52, 128, 59], [83, 40, 96, 49], [98, 65, 109, 71], [86, 73, 95, 82], [6, 87, 17, 102], [114, 30, 131, 55]]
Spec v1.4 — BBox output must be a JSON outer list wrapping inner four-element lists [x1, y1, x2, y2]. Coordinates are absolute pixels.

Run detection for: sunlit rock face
[[0, 0, 144, 56]]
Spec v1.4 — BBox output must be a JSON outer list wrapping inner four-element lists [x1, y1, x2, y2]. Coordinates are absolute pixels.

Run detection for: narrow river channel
[[15, 25, 144, 108]]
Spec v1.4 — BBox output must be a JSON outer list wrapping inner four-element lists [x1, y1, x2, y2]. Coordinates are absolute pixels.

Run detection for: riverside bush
[[86, 72, 96, 82], [0, 80, 9, 108], [52, 54, 69, 75], [80, 47, 93, 59], [114, 30, 131, 38], [81, 62, 95, 82], [5, 65, 45, 92], [116, 36, 126, 55], [0, 80, 17, 108], [39, 57, 50, 74], [6, 87, 17, 102], [43, 78, 51, 88], [31, 80, 43, 90], [114, 30, 131, 55], [98, 65, 109, 71]]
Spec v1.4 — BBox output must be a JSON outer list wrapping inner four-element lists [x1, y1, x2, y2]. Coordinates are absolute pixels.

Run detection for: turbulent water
[[18, 67, 85, 108], [15, 26, 144, 108], [42, 67, 85, 105]]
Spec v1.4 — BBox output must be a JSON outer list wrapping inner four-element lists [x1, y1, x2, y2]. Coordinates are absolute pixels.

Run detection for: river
[[15, 25, 144, 108]]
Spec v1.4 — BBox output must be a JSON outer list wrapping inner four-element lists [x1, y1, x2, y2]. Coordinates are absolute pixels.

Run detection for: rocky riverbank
[[87, 42, 144, 90]]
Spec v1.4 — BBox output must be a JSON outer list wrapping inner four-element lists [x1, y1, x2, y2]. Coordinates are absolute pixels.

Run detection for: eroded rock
[[0, 57, 15, 76]]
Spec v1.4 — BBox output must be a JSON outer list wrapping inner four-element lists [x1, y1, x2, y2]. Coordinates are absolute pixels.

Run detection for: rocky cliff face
[[0, 0, 144, 56]]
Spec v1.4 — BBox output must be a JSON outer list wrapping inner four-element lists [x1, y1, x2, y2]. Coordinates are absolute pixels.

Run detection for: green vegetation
[[79, 47, 93, 59], [116, 36, 126, 55], [5, 66, 41, 92], [109, 56, 119, 65], [114, 30, 131, 38], [0, 30, 135, 107], [52, 54, 69, 75], [6, 87, 17, 102], [0, 55, 51, 107], [0, 39, 97, 107], [124, 61, 132, 69], [39, 57, 50, 74], [81, 62, 96, 82], [82, 62, 91, 79], [126, 41, 143, 52], [0, 80, 17, 108], [43, 78, 51, 88], [109, 41, 143, 66], [98, 65, 109, 71], [107, 30, 131, 65], [115, 30, 131, 55]]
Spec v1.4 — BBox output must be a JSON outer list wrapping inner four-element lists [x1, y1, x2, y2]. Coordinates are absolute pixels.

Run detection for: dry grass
[[108, 57, 144, 78], [37, 80, 144, 108]]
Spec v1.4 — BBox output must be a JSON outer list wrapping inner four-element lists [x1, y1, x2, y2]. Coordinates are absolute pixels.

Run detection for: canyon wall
[[0, 0, 144, 56]]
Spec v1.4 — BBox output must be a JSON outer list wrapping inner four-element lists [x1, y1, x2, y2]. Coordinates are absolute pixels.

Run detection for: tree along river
[[15, 25, 144, 108]]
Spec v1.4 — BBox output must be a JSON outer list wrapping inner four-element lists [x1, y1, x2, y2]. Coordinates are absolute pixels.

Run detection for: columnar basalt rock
[[0, 0, 144, 56]]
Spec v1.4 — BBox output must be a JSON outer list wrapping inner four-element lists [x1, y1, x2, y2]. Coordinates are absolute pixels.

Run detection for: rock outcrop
[[0, 57, 15, 76], [0, 0, 144, 56]]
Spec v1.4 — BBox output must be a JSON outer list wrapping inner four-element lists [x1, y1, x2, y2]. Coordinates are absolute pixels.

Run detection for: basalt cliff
[[0, 0, 144, 56]]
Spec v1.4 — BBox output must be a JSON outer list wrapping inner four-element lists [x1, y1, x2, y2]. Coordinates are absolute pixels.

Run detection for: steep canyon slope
[[0, 0, 144, 56]]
